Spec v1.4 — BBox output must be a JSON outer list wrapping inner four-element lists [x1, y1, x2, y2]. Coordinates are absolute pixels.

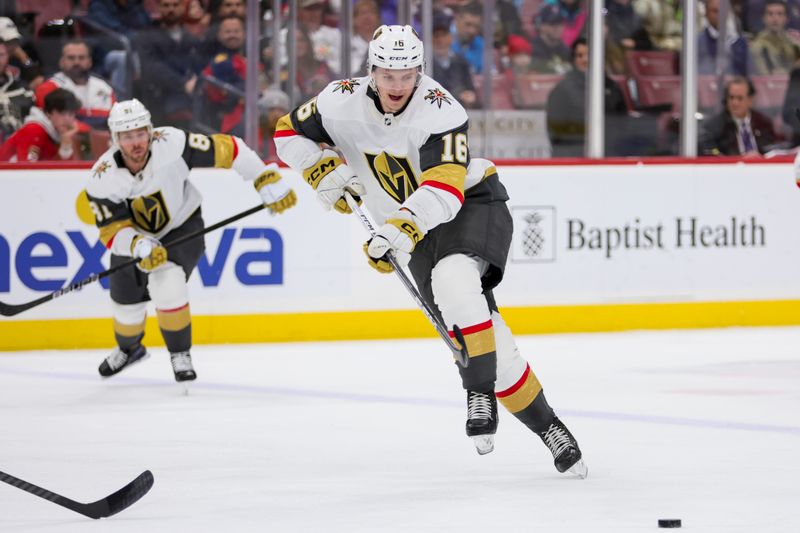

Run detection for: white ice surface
[[0, 327, 798, 532]]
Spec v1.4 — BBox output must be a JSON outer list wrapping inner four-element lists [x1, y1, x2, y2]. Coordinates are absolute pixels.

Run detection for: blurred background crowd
[[1, 0, 799, 162]]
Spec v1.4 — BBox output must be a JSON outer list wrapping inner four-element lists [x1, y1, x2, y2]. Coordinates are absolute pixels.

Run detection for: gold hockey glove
[[254, 169, 297, 214], [131, 234, 168, 272]]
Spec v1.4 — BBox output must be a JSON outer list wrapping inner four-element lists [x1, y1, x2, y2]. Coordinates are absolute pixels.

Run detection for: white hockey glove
[[365, 209, 425, 273], [130, 234, 168, 272], [254, 168, 297, 214], [303, 150, 365, 214]]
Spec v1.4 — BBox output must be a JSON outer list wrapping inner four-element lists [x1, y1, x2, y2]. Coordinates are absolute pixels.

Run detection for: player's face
[[118, 127, 151, 164], [373, 67, 418, 113]]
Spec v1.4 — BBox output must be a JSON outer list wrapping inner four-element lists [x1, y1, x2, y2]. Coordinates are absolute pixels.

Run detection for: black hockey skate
[[537, 416, 587, 478], [98, 345, 150, 377], [466, 390, 498, 455], [170, 351, 197, 382]]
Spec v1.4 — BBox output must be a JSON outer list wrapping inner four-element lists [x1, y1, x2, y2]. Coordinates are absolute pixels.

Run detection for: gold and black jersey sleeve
[[418, 121, 469, 201], [275, 97, 335, 146], [85, 193, 133, 247], [180, 131, 240, 170]]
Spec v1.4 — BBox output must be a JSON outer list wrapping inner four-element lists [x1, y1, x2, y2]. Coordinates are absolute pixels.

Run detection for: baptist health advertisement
[[1, 160, 799, 349]]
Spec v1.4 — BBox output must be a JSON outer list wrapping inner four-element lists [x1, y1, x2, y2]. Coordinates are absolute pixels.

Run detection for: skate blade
[[565, 459, 588, 479], [472, 435, 495, 455]]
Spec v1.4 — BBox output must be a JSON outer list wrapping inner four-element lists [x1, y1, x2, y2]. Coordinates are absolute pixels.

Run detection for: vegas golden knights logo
[[364, 152, 419, 203], [130, 190, 170, 234]]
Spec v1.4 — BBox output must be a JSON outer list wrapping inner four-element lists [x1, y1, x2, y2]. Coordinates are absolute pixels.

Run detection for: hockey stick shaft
[[0, 204, 266, 317], [0, 469, 154, 519], [344, 193, 469, 367]]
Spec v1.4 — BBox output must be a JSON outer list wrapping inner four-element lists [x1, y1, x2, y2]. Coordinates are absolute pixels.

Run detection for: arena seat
[[472, 74, 515, 110], [625, 50, 679, 78], [512, 73, 563, 109]]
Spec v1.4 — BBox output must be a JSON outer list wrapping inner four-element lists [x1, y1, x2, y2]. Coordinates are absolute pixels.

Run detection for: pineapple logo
[[522, 212, 545, 257], [511, 206, 555, 263]]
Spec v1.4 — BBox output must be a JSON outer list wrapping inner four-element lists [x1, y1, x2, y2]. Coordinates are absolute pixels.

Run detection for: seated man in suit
[[699, 77, 776, 156]]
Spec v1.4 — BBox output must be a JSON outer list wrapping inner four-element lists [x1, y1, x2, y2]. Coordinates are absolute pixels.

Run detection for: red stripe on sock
[[495, 364, 531, 398], [448, 319, 492, 338], [159, 303, 189, 313]]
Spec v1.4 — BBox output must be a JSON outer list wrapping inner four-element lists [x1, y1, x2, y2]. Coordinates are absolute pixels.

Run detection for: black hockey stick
[[344, 193, 469, 367], [0, 204, 266, 317], [0, 469, 154, 519]]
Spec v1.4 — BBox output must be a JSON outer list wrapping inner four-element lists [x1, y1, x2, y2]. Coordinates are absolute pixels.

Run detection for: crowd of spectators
[[2, 0, 800, 161]]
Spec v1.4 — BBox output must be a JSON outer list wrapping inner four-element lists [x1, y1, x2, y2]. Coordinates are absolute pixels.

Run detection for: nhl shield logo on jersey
[[332, 79, 360, 94], [365, 152, 419, 203], [131, 190, 171, 234], [92, 160, 111, 179], [424, 88, 452, 108]]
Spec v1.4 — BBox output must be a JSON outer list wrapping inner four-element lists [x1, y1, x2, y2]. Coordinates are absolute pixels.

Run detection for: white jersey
[[275, 74, 491, 227], [86, 127, 272, 257]]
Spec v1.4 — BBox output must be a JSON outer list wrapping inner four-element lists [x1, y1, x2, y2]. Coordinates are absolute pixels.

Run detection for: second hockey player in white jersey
[[87, 99, 296, 382], [275, 25, 586, 476]]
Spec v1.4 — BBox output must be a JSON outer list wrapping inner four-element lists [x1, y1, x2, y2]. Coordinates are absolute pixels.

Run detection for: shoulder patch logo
[[424, 88, 452, 108], [93, 160, 111, 178], [151, 130, 168, 143], [332, 79, 360, 94]]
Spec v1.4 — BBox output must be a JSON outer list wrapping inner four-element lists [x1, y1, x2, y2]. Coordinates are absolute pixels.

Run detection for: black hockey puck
[[658, 519, 681, 528]]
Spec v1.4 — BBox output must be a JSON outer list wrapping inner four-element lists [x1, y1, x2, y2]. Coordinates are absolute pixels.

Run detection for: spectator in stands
[[546, 37, 627, 157], [543, 0, 587, 47], [213, 0, 245, 20], [605, 0, 652, 53], [0, 88, 80, 161], [530, 5, 571, 74], [258, 86, 290, 161], [781, 64, 800, 145], [351, 0, 382, 75], [451, 2, 485, 74], [633, 0, 683, 52], [699, 76, 776, 155], [0, 16, 42, 88], [698, 0, 752, 76], [493, 1, 525, 48], [742, 0, 800, 36], [296, 0, 342, 74], [184, 0, 211, 38], [507, 34, 535, 76], [136, 0, 204, 129], [431, 10, 478, 109], [292, 26, 338, 102], [0, 40, 33, 142], [201, 16, 248, 134], [86, 0, 152, 98], [750, 0, 800, 75], [35, 40, 116, 130]]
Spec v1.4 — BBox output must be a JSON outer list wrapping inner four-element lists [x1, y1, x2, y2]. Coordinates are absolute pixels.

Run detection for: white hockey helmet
[[367, 24, 424, 72], [107, 98, 152, 144]]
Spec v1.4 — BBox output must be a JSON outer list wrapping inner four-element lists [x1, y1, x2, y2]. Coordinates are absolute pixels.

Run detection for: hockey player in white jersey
[[87, 99, 296, 382], [275, 25, 586, 476]]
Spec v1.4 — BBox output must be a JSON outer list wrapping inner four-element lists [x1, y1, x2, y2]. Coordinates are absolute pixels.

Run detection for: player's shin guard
[[150, 265, 196, 381], [100, 302, 150, 377], [493, 312, 585, 476], [156, 304, 196, 382]]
